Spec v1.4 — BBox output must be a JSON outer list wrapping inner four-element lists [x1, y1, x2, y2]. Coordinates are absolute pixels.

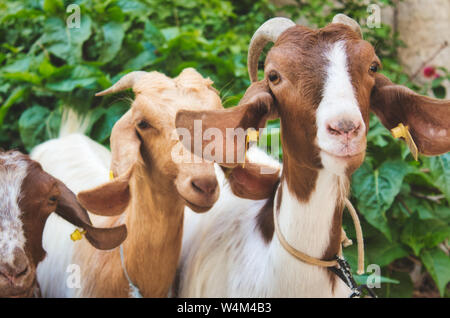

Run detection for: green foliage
[[0, 0, 448, 297], [0, 0, 276, 151]]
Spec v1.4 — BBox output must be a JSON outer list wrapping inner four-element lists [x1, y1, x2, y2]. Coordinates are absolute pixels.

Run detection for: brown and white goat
[[175, 15, 450, 297], [33, 68, 222, 297], [0, 150, 126, 298]]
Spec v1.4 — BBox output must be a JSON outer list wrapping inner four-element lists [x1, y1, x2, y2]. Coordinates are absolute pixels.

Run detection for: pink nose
[[326, 118, 362, 139], [191, 176, 218, 196]]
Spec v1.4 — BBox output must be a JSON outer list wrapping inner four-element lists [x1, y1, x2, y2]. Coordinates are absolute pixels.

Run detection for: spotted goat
[[0, 150, 126, 298]]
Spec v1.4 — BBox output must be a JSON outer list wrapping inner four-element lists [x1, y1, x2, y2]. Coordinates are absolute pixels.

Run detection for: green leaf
[[380, 271, 414, 298], [90, 102, 129, 144], [42, 0, 63, 14], [0, 56, 32, 73], [1, 72, 41, 85], [46, 65, 100, 92], [144, 21, 165, 47], [432, 85, 446, 99], [18, 105, 50, 151], [161, 27, 180, 41], [0, 87, 26, 126], [124, 49, 157, 70], [38, 16, 92, 63], [366, 238, 409, 267], [421, 248, 450, 297], [98, 22, 125, 63], [354, 274, 399, 286], [401, 213, 450, 256], [38, 57, 57, 77], [422, 153, 450, 204], [352, 160, 410, 240]]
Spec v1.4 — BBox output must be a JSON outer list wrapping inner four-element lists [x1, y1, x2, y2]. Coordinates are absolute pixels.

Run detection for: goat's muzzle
[[0, 247, 36, 298]]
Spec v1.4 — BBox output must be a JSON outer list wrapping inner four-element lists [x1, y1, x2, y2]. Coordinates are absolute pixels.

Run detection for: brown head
[[176, 15, 450, 199], [77, 68, 222, 215], [0, 151, 127, 297]]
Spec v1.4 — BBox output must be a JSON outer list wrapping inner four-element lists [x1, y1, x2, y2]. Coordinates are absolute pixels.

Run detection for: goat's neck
[[274, 158, 348, 289], [122, 164, 184, 297]]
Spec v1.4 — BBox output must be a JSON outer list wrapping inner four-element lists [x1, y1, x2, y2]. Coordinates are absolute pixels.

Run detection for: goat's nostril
[[15, 265, 29, 278], [0, 264, 29, 284], [327, 125, 341, 135], [191, 178, 218, 195], [191, 180, 204, 193], [337, 119, 356, 134], [327, 119, 361, 136]]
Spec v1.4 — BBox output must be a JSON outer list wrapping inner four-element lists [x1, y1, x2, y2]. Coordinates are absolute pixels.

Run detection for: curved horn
[[248, 17, 296, 83], [95, 71, 147, 96], [332, 14, 363, 39]]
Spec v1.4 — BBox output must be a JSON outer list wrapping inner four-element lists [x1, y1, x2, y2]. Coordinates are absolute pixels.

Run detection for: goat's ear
[[77, 166, 133, 216], [371, 74, 450, 156], [55, 180, 127, 250], [175, 81, 275, 164], [110, 109, 142, 177], [223, 163, 280, 200], [77, 109, 141, 216]]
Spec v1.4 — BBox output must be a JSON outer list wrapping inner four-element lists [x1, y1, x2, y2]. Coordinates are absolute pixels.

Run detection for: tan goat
[[33, 68, 222, 297]]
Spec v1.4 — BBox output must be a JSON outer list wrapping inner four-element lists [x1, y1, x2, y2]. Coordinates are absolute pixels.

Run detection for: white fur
[[32, 129, 111, 297], [178, 147, 351, 297], [316, 41, 365, 174], [0, 152, 28, 264]]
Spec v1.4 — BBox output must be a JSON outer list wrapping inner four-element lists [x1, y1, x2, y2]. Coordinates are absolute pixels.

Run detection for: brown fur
[[175, 20, 450, 295], [0, 151, 123, 297], [74, 68, 224, 297], [255, 179, 280, 243]]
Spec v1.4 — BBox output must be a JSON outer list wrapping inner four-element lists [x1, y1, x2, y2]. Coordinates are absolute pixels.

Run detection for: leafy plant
[[0, 0, 448, 297]]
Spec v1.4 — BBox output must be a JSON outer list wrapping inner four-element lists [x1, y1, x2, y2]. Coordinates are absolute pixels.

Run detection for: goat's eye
[[369, 63, 379, 73], [268, 71, 280, 84], [48, 196, 58, 204], [137, 120, 151, 130]]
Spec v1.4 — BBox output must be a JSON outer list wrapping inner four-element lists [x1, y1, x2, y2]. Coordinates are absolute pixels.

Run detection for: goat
[[0, 150, 126, 298], [175, 15, 450, 297], [33, 68, 223, 297]]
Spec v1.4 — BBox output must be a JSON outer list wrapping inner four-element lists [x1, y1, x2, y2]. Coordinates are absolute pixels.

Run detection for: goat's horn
[[332, 14, 363, 39], [95, 71, 147, 96], [248, 17, 296, 83]]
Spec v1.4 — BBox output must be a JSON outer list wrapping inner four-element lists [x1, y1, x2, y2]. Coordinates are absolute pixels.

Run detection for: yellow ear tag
[[243, 130, 259, 168], [109, 170, 115, 180], [70, 229, 86, 242], [390, 123, 419, 161]]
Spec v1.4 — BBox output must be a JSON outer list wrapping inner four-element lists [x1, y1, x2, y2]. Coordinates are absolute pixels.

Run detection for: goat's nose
[[191, 176, 218, 195], [327, 118, 362, 137], [0, 248, 30, 284]]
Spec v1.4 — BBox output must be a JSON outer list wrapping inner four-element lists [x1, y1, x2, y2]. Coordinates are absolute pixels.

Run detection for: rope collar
[[110, 171, 142, 298], [273, 185, 376, 297], [119, 244, 143, 298], [273, 193, 365, 272]]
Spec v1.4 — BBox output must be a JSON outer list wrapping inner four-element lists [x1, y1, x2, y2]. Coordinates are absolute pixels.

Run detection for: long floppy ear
[[77, 109, 142, 216], [370, 74, 450, 156], [55, 180, 127, 250], [223, 163, 280, 200], [175, 81, 275, 164]]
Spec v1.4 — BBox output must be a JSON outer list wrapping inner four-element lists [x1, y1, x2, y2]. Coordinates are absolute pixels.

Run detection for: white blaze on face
[[0, 152, 28, 265], [315, 41, 365, 171]]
